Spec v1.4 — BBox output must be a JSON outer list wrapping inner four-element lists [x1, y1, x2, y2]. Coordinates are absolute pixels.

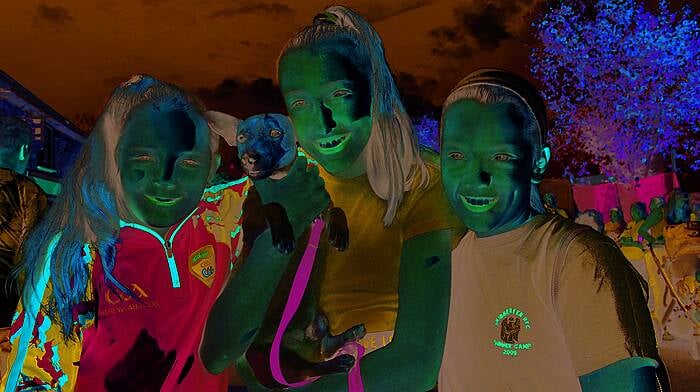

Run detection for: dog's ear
[[205, 111, 240, 146]]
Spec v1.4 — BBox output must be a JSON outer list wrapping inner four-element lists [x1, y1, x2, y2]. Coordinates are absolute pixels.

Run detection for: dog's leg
[[326, 206, 349, 251], [262, 202, 295, 254]]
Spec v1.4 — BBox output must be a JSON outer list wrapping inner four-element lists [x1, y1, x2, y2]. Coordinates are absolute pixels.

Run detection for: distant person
[[575, 209, 604, 233], [639, 196, 666, 245], [604, 207, 627, 244], [543, 192, 570, 218], [620, 202, 649, 249], [0, 115, 48, 380]]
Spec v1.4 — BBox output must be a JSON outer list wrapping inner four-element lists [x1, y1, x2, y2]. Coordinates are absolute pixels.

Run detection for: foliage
[[531, 0, 700, 181]]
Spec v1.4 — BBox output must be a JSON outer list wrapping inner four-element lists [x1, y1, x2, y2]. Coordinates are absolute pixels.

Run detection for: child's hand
[[254, 156, 330, 229]]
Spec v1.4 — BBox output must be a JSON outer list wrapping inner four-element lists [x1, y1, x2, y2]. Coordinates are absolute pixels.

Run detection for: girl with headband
[[438, 68, 670, 391]]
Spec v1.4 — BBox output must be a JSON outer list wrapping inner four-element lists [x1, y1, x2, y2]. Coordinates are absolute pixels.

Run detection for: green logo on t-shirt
[[493, 307, 533, 357]]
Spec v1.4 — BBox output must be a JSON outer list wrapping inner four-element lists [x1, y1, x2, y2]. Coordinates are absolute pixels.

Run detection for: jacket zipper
[[119, 208, 198, 289]]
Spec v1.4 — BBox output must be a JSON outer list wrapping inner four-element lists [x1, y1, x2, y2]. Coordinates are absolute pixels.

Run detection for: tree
[[413, 115, 440, 152], [530, 0, 700, 181]]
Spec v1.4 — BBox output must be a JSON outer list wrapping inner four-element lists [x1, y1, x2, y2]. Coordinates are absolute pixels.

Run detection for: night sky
[[2, 0, 698, 126]]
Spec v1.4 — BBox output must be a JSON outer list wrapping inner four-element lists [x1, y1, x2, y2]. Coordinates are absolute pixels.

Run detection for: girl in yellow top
[[228, 5, 461, 391]]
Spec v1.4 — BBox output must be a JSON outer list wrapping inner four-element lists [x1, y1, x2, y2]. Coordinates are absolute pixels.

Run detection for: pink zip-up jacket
[[1, 178, 251, 392]]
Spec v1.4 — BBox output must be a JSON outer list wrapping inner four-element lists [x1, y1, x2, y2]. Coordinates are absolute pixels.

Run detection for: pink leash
[[269, 218, 365, 390]]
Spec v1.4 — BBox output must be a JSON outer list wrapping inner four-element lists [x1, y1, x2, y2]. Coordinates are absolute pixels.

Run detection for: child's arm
[[579, 357, 660, 391], [558, 231, 670, 391], [200, 157, 330, 374], [294, 229, 453, 392], [638, 209, 664, 244]]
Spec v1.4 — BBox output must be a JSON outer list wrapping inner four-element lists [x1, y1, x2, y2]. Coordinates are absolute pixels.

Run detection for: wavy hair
[[15, 75, 217, 339], [276, 5, 428, 226]]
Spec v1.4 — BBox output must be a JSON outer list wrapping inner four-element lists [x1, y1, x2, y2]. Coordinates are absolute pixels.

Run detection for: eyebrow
[[125, 147, 157, 154], [489, 143, 525, 151], [283, 79, 356, 96], [322, 79, 355, 89]]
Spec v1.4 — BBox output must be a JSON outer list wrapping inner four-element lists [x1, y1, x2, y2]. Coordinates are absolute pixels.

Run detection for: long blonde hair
[[276, 5, 428, 226], [17, 75, 218, 339]]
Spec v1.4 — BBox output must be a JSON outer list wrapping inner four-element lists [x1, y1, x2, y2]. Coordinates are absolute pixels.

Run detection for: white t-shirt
[[438, 214, 658, 391]]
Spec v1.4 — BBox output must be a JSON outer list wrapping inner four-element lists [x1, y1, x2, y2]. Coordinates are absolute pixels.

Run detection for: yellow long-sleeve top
[[316, 150, 462, 335]]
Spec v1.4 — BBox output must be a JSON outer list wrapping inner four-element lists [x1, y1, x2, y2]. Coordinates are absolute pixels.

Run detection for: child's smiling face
[[117, 105, 213, 233], [441, 99, 537, 237], [279, 46, 372, 177]]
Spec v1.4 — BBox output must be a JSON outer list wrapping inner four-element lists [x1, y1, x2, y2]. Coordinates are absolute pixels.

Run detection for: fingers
[[285, 156, 308, 181], [342, 324, 366, 343], [322, 323, 366, 356], [315, 314, 330, 335], [307, 162, 319, 177]]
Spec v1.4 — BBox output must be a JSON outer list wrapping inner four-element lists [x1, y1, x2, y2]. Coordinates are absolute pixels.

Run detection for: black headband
[[450, 68, 548, 148]]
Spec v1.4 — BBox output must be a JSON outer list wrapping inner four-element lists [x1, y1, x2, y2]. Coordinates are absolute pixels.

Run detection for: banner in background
[[572, 173, 680, 222]]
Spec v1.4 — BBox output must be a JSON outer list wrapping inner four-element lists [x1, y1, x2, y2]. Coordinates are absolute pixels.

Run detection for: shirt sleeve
[[19, 179, 48, 244], [556, 231, 659, 376]]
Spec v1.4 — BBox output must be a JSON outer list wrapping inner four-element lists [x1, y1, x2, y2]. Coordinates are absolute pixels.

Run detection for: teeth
[[319, 136, 346, 148], [465, 196, 493, 205], [146, 195, 181, 206]]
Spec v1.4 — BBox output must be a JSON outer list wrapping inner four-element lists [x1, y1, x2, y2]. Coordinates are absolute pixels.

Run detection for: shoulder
[[409, 148, 442, 196], [11, 173, 46, 198], [538, 216, 622, 263], [555, 218, 636, 289], [520, 215, 620, 268], [203, 177, 251, 202]]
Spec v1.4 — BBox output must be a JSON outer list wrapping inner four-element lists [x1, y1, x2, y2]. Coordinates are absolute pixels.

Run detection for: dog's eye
[[269, 129, 282, 138], [237, 134, 247, 143]]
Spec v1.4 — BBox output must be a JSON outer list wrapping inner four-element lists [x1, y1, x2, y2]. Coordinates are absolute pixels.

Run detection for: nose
[[240, 151, 260, 169], [163, 157, 176, 182], [461, 160, 492, 188], [320, 103, 336, 134], [479, 171, 491, 186], [244, 155, 256, 165]]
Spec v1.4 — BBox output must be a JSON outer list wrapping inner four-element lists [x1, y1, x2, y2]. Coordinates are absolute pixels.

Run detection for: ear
[[531, 146, 550, 184], [534, 146, 550, 173], [205, 111, 240, 147]]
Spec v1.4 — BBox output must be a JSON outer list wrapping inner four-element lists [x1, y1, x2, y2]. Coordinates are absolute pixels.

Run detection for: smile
[[316, 133, 351, 155], [145, 195, 182, 206], [459, 195, 498, 213]]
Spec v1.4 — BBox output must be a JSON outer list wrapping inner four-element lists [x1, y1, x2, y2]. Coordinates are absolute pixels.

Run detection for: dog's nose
[[241, 152, 257, 165]]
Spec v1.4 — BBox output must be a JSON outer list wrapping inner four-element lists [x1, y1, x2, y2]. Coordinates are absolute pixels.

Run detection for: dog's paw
[[310, 354, 355, 376], [270, 222, 294, 254], [272, 230, 295, 254], [327, 208, 349, 251]]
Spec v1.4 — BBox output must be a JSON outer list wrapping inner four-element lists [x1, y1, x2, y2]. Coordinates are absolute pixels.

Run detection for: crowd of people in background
[[552, 190, 700, 356]]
